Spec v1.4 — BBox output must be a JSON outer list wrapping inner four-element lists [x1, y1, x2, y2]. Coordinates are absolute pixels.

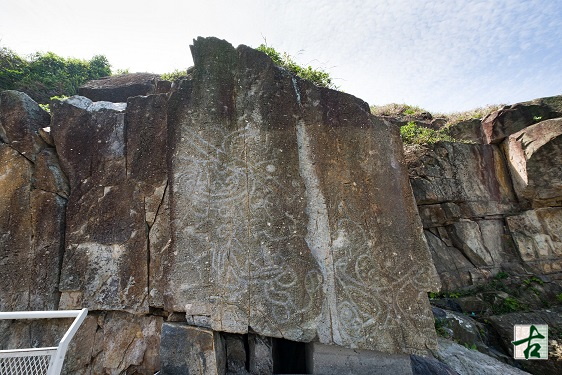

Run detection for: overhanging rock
[[165, 37, 440, 354]]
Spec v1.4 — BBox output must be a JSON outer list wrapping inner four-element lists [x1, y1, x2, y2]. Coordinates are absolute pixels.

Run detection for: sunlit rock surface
[[163, 37, 440, 353]]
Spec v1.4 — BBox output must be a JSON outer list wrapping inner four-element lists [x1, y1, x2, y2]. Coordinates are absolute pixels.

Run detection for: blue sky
[[1, 0, 561, 113]]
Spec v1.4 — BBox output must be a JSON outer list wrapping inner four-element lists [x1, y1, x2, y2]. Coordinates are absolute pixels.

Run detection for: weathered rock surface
[[78, 72, 159, 103], [61, 312, 162, 375], [306, 342, 414, 375], [3, 36, 562, 375], [435, 338, 531, 375], [432, 307, 488, 351], [0, 90, 49, 160], [125, 93, 170, 308], [506, 208, 562, 275], [410, 354, 460, 375], [166, 37, 439, 354], [160, 323, 225, 375], [51, 97, 147, 313], [406, 142, 517, 217], [446, 118, 484, 144], [248, 335, 273, 374], [50, 93, 170, 314], [0, 93, 65, 313], [482, 95, 562, 144], [405, 142, 521, 289], [502, 118, 562, 208]]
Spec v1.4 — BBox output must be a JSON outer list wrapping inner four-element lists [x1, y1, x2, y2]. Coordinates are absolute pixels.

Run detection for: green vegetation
[[371, 103, 429, 119], [399, 121, 456, 144], [427, 271, 562, 317], [434, 318, 449, 338], [38, 95, 69, 113], [371, 103, 504, 128], [442, 104, 504, 126], [160, 69, 189, 81], [0, 46, 111, 103], [522, 276, 544, 286], [493, 296, 524, 315], [494, 271, 509, 280], [256, 44, 336, 89]]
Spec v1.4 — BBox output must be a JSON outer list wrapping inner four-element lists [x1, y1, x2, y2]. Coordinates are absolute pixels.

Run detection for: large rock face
[[0, 90, 49, 160], [501, 118, 562, 208], [78, 73, 159, 103], [2, 37, 561, 374], [506, 208, 562, 275], [405, 142, 521, 289], [0, 91, 65, 313], [405, 106, 562, 295], [52, 97, 149, 313], [165, 37, 439, 354], [482, 95, 562, 144], [51, 94, 169, 314]]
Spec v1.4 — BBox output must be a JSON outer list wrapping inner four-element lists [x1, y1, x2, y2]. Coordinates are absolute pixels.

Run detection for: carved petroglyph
[[171, 120, 321, 334], [166, 37, 438, 354]]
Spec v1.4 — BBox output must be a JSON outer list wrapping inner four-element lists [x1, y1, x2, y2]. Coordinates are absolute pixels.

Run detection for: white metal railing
[[0, 309, 88, 375]]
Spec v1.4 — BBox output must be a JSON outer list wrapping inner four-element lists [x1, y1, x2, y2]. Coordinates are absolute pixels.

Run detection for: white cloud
[[0, 0, 560, 112]]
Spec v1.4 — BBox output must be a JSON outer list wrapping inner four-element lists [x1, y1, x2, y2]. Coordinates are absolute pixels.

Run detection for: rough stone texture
[[506, 208, 562, 275], [224, 334, 249, 374], [406, 142, 518, 216], [405, 142, 521, 289], [487, 307, 562, 375], [166, 37, 439, 354], [125, 94, 170, 308], [0, 90, 49, 160], [248, 335, 273, 375], [446, 118, 484, 144], [29, 191, 66, 310], [432, 307, 489, 353], [34, 147, 70, 197], [160, 323, 225, 375], [0, 312, 161, 374], [0, 144, 35, 311], [501, 118, 562, 208], [482, 95, 562, 144], [52, 97, 149, 313], [78, 73, 159, 103], [0, 95, 66, 313], [410, 354, 460, 375], [306, 342, 414, 375], [435, 338, 531, 375], [63, 312, 162, 375]]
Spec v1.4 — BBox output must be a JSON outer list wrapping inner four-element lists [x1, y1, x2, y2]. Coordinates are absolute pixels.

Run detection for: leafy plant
[[533, 115, 543, 122], [256, 44, 336, 89], [399, 121, 456, 144], [160, 69, 189, 81], [522, 276, 544, 286], [0, 46, 111, 103], [493, 296, 525, 314], [556, 293, 562, 302], [371, 103, 428, 119], [37, 95, 70, 113], [494, 271, 509, 280], [434, 319, 449, 337], [38, 103, 50, 113]]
